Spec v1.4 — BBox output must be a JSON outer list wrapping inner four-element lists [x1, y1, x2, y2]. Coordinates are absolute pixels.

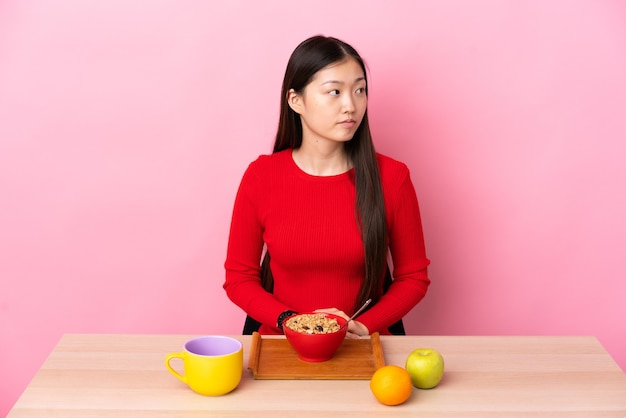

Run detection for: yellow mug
[[165, 335, 243, 396]]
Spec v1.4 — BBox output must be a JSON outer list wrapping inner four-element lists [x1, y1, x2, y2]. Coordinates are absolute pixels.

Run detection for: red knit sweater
[[224, 149, 430, 335]]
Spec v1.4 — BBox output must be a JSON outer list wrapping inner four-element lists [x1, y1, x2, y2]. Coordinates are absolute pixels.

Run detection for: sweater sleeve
[[223, 161, 291, 330], [357, 164, 431, 334]]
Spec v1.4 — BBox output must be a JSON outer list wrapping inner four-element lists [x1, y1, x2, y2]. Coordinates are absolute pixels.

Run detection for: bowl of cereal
[[283, 313, 348, 362]]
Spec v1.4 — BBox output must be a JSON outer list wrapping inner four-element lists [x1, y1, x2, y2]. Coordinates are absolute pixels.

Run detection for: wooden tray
[[247, 332, 385, 380]]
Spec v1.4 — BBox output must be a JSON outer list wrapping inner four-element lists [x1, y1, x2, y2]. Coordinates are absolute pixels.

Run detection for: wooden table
[[8, 334, 626, 417]]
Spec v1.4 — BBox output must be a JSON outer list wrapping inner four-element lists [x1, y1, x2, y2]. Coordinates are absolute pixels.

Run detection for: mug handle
[[165, 352, 187, 384]]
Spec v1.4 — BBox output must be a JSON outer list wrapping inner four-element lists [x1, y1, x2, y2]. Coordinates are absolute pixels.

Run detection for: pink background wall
[[1, 0, 625, 413]]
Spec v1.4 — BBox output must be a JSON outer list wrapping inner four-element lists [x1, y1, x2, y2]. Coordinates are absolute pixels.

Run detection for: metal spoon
[[339, 298, 372, 330]]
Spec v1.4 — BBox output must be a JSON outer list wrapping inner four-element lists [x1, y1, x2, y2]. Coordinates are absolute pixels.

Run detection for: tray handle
[[370, 332, 385, 369], [248, 332, 262, 378]]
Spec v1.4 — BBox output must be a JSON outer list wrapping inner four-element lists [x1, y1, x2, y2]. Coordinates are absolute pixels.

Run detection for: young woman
[[224, 35, 430, 338]]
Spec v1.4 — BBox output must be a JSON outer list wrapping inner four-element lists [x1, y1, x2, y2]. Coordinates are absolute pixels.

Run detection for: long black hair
[[272, 35, 388, 312]]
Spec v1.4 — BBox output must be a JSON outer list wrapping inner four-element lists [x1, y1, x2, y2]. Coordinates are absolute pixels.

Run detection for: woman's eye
[[356, 87, 365, 94], [329, 89, 340, 95]]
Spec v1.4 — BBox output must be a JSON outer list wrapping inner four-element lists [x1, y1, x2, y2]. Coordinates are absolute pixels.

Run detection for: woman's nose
[[342, 95, 356, 113]]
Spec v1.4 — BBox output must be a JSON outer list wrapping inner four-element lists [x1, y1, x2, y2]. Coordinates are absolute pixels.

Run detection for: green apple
[[405, 348, 444, 389]]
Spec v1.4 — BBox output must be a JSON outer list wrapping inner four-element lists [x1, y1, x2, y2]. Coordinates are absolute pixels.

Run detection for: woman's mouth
[[339, 119, 356, 128]]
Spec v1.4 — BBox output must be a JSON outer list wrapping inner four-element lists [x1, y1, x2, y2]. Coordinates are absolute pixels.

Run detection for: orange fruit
[[370, 365, 413, 406]]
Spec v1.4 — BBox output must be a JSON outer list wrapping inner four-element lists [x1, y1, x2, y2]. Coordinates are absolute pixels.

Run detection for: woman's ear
[[287, 89, 302, 114]]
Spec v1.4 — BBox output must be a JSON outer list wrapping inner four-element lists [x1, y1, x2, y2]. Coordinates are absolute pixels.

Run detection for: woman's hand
[[314, 307, 370, 338], [346, 320, 370, 339]]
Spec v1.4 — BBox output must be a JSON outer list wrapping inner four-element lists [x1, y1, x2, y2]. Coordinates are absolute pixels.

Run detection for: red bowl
[[283, 313, 348, 362]]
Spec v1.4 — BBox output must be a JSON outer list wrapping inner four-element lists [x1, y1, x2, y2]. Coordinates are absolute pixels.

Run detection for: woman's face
[[289, 58, 367, 146]]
